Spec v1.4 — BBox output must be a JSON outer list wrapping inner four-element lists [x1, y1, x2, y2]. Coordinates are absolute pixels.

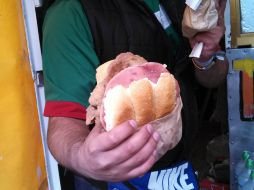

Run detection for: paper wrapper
[[151, 96, 183, 159], [182, 0, 218, 38]]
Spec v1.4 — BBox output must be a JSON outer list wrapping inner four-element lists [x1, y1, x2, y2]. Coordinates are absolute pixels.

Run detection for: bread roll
[[153, 73, 177, 118], [129, 78, 155, 126], [101, 63, 178, 130], [96, 60, 114, 83], [87, 53, 182, 159], [103, 85, 135, 131]]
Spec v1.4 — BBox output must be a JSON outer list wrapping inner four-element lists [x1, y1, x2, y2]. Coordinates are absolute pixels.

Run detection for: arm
[[193, 55, 228, 88], [43, 1, 160, 182], [47, 117, 89, 173], [189, 0, 228, 88], [47, 117, 160, 182]]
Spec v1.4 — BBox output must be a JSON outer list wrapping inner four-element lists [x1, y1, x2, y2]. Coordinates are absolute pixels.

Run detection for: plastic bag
[[151, 96, 182, 159], [182, 0, 218, 38]]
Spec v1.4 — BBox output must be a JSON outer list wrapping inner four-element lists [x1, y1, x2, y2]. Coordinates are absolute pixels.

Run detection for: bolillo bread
[[99, 62, 178, 131], [87, 52, 183, 159], [95, 60, 114, 84]]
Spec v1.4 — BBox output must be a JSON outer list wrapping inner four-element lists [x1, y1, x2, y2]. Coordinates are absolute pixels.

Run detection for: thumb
[[90, 122, 106, 136], [91, 120, 138, 151]]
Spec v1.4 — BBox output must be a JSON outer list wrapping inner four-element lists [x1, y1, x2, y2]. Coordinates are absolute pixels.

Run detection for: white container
[[238, 159, 254, 188], [235, 151, 250, 178], [241, 170, 254, 190]]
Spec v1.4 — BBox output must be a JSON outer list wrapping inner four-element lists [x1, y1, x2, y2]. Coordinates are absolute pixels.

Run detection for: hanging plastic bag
[[182, 0, 218, 38]]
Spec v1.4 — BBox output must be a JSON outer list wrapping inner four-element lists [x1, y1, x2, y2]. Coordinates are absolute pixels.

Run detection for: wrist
[[70, 141, 88, 175], [192, 56, 215, 70], [192, 51, 226, 70], [73, 141, 99, 180]]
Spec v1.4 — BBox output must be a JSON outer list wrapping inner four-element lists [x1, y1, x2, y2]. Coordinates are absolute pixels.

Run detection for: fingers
[[101, 152, 157, 182], [119, 130, 159, 169], [102, 128, 159, 182], [81, 122, 161, 182], [90, 120, 138, 151], [125, 153, 157, 181], [102, 124, 159, 166], [217, 0, 227, 14], [201, 45, 220, 60], [189, 28, 223, 60]]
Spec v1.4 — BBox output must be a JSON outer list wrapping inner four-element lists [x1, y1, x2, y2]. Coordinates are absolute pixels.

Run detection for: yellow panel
[[0, 1, 47, 190], [234, 59, 254, 77]]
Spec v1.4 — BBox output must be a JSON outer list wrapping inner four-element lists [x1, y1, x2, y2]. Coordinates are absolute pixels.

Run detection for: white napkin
[[189, 42, 204, 58]]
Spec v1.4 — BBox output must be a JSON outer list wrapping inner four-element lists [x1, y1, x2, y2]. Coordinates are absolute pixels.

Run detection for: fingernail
[[129, 120, 137, 128], [146, 124, 154, 134], [153, 132, 160, 142]]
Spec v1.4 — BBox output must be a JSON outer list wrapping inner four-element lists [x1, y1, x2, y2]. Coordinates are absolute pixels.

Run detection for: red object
[[44, 101, 86, 120], [199, 179, 229, 190]]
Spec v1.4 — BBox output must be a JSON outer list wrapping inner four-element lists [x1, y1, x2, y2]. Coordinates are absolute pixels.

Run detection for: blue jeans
[[74, 175, 106, 190]]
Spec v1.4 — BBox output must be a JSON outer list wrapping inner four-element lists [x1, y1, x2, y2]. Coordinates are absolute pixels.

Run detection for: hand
[[189, 0, 227, 61], [215, 0, 227, 27], [76, 120, 160, 182], [189, 25, 225, 61]]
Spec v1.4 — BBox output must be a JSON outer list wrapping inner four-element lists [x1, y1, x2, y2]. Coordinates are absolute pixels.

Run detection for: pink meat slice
[[100, 62, 169, 128], [105, 62, 169, 92]]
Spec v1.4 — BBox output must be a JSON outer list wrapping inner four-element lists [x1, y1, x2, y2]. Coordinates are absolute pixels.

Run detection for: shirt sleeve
[[42, 0, 100, 119]]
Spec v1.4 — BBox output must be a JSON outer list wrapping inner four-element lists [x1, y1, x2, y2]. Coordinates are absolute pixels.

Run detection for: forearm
[[47, 117, 90, 173], [194, 58, 229, 88], [188, 0, 228, 88]]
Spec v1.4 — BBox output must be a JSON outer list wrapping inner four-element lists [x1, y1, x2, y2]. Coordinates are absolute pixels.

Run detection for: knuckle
[[97, 158, 112, 170], [107, 133, 119, 146], [87, 143, 97, 155], [150, 139, 157, 149], [126, 143, 136, 155], [135, 155, 145, 165]]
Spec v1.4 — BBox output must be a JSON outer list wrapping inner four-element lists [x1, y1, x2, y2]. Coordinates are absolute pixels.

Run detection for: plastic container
[[235, 151, 250, 178], [241, 170, 254, 190], [238, 159, 254, 188]]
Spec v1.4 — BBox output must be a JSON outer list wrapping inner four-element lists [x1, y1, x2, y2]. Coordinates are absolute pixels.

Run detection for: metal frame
[[21, 0, 61, 190], [230, 0, 254, 47], [224, 0, 231, 49], [227, 48, 254, 190]]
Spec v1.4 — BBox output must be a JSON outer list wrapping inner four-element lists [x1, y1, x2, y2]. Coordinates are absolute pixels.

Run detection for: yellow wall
[[0, 1, 47, 189]]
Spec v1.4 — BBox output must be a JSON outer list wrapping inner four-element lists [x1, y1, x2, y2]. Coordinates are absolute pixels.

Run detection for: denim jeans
[[74, 175, 107, 190]]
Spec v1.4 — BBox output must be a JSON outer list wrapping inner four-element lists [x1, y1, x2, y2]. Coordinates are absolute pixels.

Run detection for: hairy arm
[[47, 117, 159, 181], [47, 117, 89, 173]]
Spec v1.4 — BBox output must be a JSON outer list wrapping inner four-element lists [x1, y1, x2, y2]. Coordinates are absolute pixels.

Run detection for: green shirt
[[43, 0, 179, 119]]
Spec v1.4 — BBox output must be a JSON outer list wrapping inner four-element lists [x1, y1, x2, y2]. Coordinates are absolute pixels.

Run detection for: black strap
[[129, 0, 175, 71], [159, 0, 186, 35]]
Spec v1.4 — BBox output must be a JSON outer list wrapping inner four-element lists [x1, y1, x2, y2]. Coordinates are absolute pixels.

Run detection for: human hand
[[189, 0, 227, 61], [215, 0, 227, 27], [76, 120, 160, 182], [189, 26, 225, 61]]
